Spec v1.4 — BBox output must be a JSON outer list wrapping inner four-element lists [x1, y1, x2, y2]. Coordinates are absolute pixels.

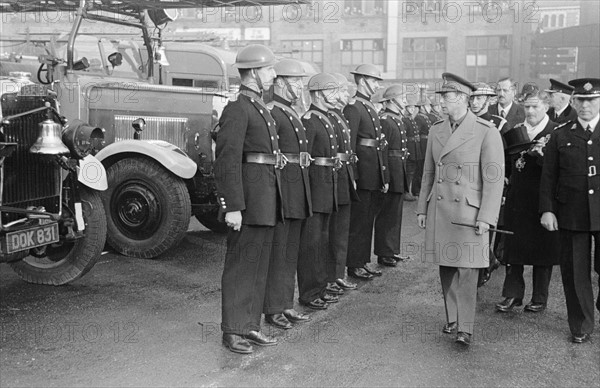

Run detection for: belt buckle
[[275, 152, 288, 169], [299, 151, 313, 168], [379, 137, 388, 150], [590, 165, 597, 177], [350, 153, 359, 164], [333, 157, 343, 171]]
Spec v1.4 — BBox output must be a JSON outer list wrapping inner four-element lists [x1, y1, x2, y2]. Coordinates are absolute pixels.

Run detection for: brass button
[[437, 196, 442, 200], [438, 179, 443, 183], [454, 198, 460, 202], [589, 189, 595, 195]]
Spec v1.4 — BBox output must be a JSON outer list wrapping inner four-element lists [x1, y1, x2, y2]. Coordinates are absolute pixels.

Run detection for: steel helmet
[[349, 64, 383, 81], [471, 82, 497, 97], [380, 84, 404, 102], [274, 58, 307, 77], [332, 72, 350, 86], [233, 44, 277, 69], [416, 96, 432, 106], [307, 73, 339, 91]]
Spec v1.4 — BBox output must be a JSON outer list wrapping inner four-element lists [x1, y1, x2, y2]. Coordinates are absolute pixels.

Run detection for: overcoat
[[417, 110, 505, 268], [547, 104, 578, 125], [214, 86, 282, 226], [539, 119, 600, 232], [503, 119, 560, 265]]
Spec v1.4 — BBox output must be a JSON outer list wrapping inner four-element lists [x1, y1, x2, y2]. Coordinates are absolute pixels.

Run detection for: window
[[344, 0, 363, 15], [280, 40, 323, 69], [465, 35, 511, 82], [558, 14, 565, 27], [341, 39, 385, 70], [402, 38, 446, 80]]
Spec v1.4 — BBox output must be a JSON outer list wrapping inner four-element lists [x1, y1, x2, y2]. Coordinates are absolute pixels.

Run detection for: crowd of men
[[213, 43, 599, 354]]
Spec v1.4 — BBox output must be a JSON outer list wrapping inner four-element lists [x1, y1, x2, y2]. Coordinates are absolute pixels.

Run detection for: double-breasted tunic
[[215, 86, 282, 225], [539, 120, 600, 232], [343, 92, 388, 189], [503, 120, 560, 265], [329, 108, 359, 205], [380, 109, 408, 193], [417, 111, 505, 268], [268, 95, 312, 219], [302, 105, 338, 213], [403, 115, 422, 163]]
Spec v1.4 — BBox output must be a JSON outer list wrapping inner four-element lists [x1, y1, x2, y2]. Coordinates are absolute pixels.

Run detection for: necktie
[[500, 110, 506, 118]]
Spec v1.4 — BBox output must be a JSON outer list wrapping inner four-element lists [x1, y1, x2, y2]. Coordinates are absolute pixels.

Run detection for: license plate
[[5, 223, 60, 254]]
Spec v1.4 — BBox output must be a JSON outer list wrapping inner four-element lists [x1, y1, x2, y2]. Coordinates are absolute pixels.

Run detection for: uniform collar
[[578, 113, 600, 132], [309, 104, 328, 115], [239, 84, 262, 98]]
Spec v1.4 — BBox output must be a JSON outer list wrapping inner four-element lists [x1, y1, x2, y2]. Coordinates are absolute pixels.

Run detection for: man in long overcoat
[[496, 89, 559, 313], [417, 73, 504, 346]]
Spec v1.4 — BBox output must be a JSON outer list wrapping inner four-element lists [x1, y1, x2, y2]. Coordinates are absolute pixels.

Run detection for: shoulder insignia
[[476, 117, 495, 128], [432, 119, 444, 126], [554, 121, 571, 130]]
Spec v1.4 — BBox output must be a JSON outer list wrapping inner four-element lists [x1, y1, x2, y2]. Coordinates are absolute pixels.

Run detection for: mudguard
[[78, 155, 108, 191], [95, 140, 197, 179]]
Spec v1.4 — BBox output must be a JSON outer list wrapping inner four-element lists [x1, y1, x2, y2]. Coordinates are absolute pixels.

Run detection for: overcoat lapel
[[438, 112, 476, 160]]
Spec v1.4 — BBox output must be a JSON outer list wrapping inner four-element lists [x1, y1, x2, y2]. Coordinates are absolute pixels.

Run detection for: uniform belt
[[409, 136, 420, 142], [420, 134, 428, 139], [283, 152, 312, 167], [358, 138, 379, 147], [313, 156, 342, 170], [337, 153, 350, 162], [388, 149, 406, 158], [242, 152, 287, 169]]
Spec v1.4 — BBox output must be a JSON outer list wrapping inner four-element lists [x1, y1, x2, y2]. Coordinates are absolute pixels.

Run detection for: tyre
[[193, 207, 228, 234], [103, 157, 191, 258], [9, 188, 107, 285]]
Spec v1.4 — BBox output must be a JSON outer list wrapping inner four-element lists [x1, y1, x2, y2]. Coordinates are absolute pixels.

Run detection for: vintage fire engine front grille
[[114, 115, 188, 149], [1, 94, 61, 224]]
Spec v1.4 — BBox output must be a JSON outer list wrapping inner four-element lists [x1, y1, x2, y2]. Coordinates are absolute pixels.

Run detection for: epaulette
[[554, 121, 570, 130], [432, 119, 444, 126], [476, 117, 495, 128]]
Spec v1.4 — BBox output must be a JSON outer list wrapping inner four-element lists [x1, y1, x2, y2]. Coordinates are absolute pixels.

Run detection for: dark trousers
[[412, 159, 424, 195], [346, 189, 384, 268], [501, 265, 553, 303], [327, 204, 351, 282], [297, 212, 331, 304], [439, 266, 479, 335], [559, 230, 600, 336], [221, 225, 275, 335], [374, 192, 404, 257], [263, 219, 303, 314], [406, 160, 417, 195]]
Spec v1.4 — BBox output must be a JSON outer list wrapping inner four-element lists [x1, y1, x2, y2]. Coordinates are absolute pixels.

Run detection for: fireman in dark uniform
[[403, 94, 423, 200], [374, 84, 410, 266], [412, 96, 434, 196], [344, 64, 389, 280], [298, 73, 341, 310], [545, 78, 578, 124], [326, 72, 360, 292], [263, 59, 312, 330], [540, 78, 600, 344], [215, 44, 280, 354]]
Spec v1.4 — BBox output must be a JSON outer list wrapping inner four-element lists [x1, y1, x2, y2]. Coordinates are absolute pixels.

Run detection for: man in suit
[[417, 73, 504, 346], [298, 73, 341, 310], [545, 78, 578, 124], [215, 44, 280, 354], [375, 84, 410, 266], [344, 64, 389, 280], [496, 88, 560, 313], [326, 72, 359, 292], [540, 78, 600, 344], [263, 59, 312, 330], [489, 77, 526, 133]]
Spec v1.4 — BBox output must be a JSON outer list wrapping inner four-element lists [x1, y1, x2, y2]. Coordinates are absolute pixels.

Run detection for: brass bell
[[30, 119, 70, 155]]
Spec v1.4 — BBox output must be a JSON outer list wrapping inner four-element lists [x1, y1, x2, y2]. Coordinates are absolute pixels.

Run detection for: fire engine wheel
[[104, 157, 191, 259], [9, 188, 107, 286], [193, 208, 228, 234]]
